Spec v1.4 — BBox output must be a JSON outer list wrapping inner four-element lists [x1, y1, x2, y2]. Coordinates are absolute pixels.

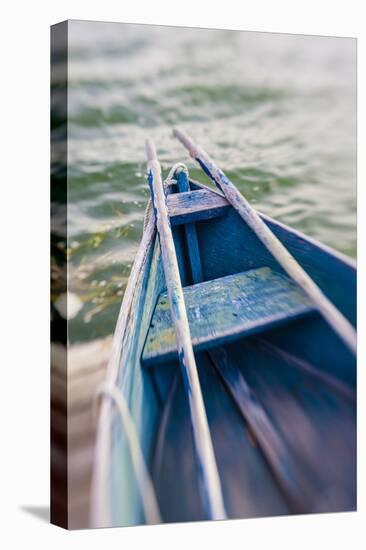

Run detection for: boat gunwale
[[90, 207, 157, 527]]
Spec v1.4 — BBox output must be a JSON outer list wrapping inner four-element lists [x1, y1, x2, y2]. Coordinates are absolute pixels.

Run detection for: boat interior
[[109, 175, 356, 526]]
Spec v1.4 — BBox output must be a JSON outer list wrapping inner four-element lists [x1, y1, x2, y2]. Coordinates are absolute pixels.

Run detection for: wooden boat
[[91, 132, 356, 528]]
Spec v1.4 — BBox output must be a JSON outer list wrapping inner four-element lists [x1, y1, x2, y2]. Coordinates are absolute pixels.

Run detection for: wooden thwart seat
[[167, 188, 230, 226], [142, 266, 314, 367]]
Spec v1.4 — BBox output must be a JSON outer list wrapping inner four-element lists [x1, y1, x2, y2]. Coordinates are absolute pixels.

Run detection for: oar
[[146, 139, 227, 521], [173, 127, 357, 356]]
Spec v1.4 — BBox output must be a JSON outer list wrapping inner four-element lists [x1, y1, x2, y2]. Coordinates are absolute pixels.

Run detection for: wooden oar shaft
[[173, 128, 357, 356], [146, 139, 226, 521]]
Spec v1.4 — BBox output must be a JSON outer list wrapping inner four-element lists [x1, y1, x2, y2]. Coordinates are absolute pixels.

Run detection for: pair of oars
[[146, 129, 357, 521]]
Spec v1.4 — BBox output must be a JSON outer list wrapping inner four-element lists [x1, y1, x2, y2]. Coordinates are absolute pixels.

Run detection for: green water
[[61, 21, 356, 343]]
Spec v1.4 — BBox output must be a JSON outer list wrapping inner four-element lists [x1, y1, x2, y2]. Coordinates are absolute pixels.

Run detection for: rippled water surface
[[63, 21, 356, 342]]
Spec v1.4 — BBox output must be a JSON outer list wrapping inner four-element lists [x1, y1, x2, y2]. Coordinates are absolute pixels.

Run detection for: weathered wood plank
[[142, 267, 314, 366], [195, 208, 355, 385], [167, 188, 229, 226]]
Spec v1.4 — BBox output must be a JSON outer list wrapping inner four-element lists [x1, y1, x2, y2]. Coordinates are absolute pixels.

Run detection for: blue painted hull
[[92, 180, 356, 527]]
